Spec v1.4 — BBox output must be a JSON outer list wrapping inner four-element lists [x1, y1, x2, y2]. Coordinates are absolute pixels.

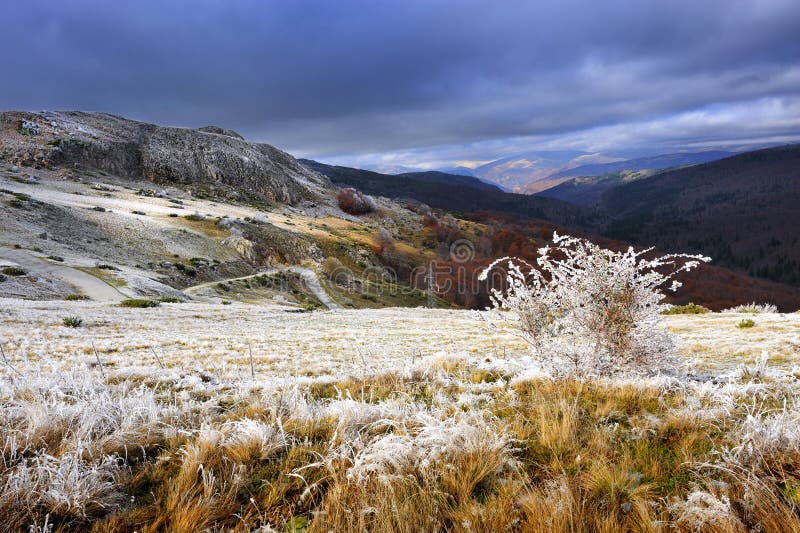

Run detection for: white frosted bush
[[479, 232, 710, 376], [722, 302, 778, 314]]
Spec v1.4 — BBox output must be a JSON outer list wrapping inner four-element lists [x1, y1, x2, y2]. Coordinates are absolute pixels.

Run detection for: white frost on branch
[[478, 232, 711, 377]]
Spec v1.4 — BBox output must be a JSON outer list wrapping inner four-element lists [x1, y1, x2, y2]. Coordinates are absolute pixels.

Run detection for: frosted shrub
[[337, 187, 377, 215], [722, 302, 778, 314], [479, 233, 710, 376]]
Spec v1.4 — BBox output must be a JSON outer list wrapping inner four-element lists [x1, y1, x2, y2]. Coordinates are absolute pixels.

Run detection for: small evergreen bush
[[62, 316, 83, 328], [119, 299, 160, 308]]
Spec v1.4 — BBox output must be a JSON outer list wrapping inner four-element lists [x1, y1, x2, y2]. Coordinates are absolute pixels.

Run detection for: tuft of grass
[[173, 263, 197, 277], [1, 266, 26, 276], [5, 198, 26, 208], [64, 294, 90, 301], [62, 316, 83, 328], [119, 298, 160, 308], [662, 303, 711, 315], [157, 297, 182, 303], [737, 318, 756, 328]]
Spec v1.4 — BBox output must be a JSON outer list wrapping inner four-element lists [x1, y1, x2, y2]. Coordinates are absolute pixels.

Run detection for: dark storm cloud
[[2, 0, 799, 164]]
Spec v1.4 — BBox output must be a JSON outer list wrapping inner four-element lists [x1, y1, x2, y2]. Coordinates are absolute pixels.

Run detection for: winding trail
[[0, 247, 126, 302], [183, 266, 341, 310]]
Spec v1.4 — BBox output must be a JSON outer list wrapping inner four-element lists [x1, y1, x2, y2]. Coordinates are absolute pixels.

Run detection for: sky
[[2, 0, 800, 170]]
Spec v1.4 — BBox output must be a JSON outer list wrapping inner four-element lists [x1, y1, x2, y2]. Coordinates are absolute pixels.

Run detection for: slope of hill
[[301, 160, 502, 192], [550, 150, 736, 180], [535, 169, 659, 206], [301, 159, 598, 228], [0, 111, 332, 205], [520, 151, 736, 195], [470, 150, 595, 191], [3, 111, 797, 311], [600, 144, 800, 286]]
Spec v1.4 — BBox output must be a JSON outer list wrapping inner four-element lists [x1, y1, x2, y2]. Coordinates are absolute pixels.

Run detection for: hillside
[[469, 150, 594, 191], [600, 144, 800, 286], [301, 160, 501, 192], [0, 111, 332, 205], [549, 150, 736, 180], [306, 159, 800, 310], [3, 111, 798, 312], [535, 169, 658, 206], [302, 159, 599, 228]]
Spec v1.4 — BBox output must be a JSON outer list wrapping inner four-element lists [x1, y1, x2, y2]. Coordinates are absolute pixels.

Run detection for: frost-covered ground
[[1, 298, 798, 380], [3, 300, 800, 531]]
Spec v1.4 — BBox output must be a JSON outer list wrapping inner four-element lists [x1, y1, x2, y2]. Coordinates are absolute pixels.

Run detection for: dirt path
[[184, 266, 341, 309], [0, 247, 126, 302], [288, 266, 342, 310]]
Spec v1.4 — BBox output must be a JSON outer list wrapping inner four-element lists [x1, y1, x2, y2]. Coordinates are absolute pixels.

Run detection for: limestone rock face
[[0, 111, 333, 205], [197, 125, 244, 140]]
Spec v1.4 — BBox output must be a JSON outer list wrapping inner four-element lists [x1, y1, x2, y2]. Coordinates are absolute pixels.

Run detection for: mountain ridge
[[0, 110, 332, 206], [598, 143, 800, 287]]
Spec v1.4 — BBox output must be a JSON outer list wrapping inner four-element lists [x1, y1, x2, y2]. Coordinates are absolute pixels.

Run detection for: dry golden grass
[[3, 308, 800, 531]]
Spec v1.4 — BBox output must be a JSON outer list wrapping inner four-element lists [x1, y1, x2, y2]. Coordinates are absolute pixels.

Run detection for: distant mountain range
[[469, 150, 602, 192], [419, 149, 737, 194], [535, 151, 739, 207], [307, 144, 800, 291], [597, 144, 800, 287], [548, 150, 737, 180], [350, 149, 741, 195], [536, 169, 660, 206], [300, 159, 596, 228]]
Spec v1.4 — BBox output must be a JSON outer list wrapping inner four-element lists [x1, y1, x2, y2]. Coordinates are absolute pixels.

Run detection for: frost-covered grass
[[722, 302, 780, 314], [2, 300, 800, 530]]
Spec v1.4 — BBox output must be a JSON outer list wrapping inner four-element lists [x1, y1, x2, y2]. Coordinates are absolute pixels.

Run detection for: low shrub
[[184, 213, 205, 221], [723, 302, 778, 314], [737, 319, 756, 328], [662, 303, 711, 315], [1, 267, 26, 276], [119, 298, 160, 308], [62, 316, 83, 328], [96, 264, 120, 271], [481, 233, 709, 376], [157, 297, 182, 303], [173, 263, 197, 277], [64, 294, 90, 301], [337, 188, 377, 215]]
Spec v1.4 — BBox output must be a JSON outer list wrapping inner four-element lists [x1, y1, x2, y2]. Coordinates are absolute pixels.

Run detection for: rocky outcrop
[[0, 111, 333, 205], [197, 125, 244, 140]]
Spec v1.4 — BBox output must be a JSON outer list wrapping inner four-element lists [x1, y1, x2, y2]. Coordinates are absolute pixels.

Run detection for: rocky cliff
[[0, 110, 332, 205]]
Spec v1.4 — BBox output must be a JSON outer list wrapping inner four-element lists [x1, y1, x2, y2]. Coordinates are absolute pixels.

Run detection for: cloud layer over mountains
[[3, 0, 799, 168]]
